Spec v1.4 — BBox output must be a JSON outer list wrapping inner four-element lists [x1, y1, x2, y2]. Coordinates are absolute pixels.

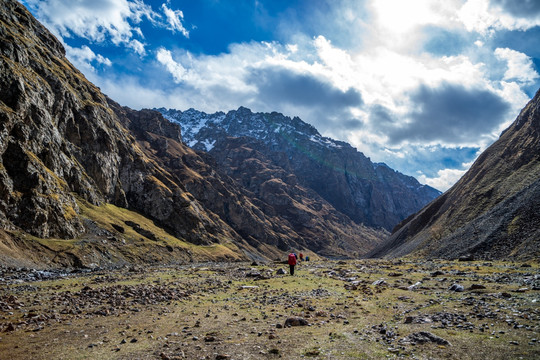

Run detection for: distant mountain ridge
[[157, 107, 441, 231], [370, 88, 540, 260]]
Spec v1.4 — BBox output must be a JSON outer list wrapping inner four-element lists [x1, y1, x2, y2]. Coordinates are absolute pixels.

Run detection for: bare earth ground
[[0, 259, 539, 360]]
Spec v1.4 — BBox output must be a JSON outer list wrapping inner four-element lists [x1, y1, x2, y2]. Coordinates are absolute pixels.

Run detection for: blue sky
[[20, 0, 540, 191]]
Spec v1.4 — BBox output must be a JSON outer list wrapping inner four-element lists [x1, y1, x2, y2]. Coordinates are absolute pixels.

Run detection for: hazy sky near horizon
[[20, 0, 540, 191]]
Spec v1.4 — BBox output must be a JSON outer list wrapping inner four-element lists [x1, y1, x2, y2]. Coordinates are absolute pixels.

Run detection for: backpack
[[288, 253, 297, 265]]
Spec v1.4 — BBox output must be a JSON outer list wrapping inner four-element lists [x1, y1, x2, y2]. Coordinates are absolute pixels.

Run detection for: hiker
[[288, 252, 297, 276], [299, 253, 304, 261]]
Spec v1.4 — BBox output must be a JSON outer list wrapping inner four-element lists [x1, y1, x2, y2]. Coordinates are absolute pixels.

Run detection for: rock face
[[158, 107, 441, 231], [0, 0, 241, 248], [0, 0, 391, 264], [370, 89, 540, 260]]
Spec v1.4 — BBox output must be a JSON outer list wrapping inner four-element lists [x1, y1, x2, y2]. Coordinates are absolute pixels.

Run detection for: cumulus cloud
[[458, 0, 540, 33], [494, 48, 540, 85], [22, 0, 188, 54], [153, 30, 525, 151], [248, 65, 364, 132], [490, 0, 540, 19], [156, 48, 187, 83], [128, 39, 146, 55], [248, 66, 363, 109], [161, 4, 189, 37], [385, 83, 510, 145], [418, 167, 468, 192], [65, 44, 112, 73], [22, 0, 154, 45]]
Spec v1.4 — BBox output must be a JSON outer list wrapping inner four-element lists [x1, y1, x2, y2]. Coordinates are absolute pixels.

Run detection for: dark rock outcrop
[[370, 88, 540, 260]]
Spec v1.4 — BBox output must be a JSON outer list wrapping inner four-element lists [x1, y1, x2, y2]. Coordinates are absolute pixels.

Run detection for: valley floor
[[0, 259, 539, 359]]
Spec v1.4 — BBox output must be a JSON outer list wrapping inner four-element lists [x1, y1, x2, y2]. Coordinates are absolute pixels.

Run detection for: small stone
[[469, 284, 486, 290], [284, 317, 309, 327], [449, 284, 464, 292], [408, 282, 422, 291], [304, 349, 321, 356], [399, 331, 451, 346]]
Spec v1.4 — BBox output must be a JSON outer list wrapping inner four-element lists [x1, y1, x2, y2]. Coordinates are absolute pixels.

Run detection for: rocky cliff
[[0, 0, 387, 267], [158, 107, 441, 231], [370, 88, 540, 260], [0, 0, 252, 267]]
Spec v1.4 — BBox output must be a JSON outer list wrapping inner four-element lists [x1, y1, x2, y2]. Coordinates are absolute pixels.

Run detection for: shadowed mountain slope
[[370, 89, 540, 260]]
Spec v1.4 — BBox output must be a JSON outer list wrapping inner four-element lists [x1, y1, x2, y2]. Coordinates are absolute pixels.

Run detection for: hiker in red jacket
[[288, 253, 297, 276]]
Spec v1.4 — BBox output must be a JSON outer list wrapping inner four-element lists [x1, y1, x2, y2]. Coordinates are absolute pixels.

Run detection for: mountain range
[[0, 0, 441, 268], [156, 107, 441, 231]]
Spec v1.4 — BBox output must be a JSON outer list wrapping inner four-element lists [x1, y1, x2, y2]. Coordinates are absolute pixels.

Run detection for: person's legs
[[289, 264, 294, 275]]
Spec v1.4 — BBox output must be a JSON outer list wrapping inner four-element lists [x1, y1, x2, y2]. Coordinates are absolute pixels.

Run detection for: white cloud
[[65, 44, 112, 73], [156, 48, 187, 83], [23, 0, 155, 45], [128, 39, 146, 55], [22, 0, 187, 55], [494, 48, 540, 85], [364, 0, 464, 53], [458, 0, 540, 34], [371, 0, 461, 33], [161, 4, 189, 38], [418, 168, 468, 192]]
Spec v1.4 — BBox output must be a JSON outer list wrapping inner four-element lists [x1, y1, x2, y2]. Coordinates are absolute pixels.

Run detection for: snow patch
[[202, 139, 216, 151]]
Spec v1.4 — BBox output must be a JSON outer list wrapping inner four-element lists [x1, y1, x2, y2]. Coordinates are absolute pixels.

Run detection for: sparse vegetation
[[0, 260, 538, 359]]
